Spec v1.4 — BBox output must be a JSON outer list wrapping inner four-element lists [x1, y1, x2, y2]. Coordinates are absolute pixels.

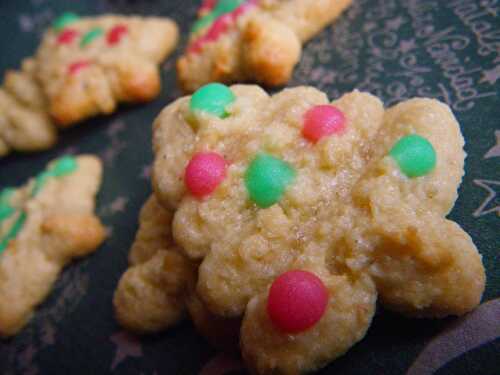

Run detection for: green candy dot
[[0, 204, 14, 221], [389, 134, 437, 178], [0, 188, 15, 204], [0, 188, 15, 221], [32, 171, 51, 197], [51, 156, 78, 177], [214, 0, 244, 15], [0, 212, 26, 255], [80, 27, 104, 47], [191, 13, 217, 33], [53, 12, 80, 31], [190, 83, 235, 118], [245, 154, 296, 208]]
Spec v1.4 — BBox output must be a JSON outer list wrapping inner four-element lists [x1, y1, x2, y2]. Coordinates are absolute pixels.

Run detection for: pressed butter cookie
[[0, 155, 105, 337], [35, 13, 178, 126], [0, 13, 178, 157], [177, 0, 352, 92], [152, 83, 485, 374]]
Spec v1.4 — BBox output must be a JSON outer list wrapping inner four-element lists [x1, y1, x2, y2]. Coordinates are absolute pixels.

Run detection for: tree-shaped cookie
[[0, 155, 106, 337], [177, 0, 352, 92], [152, 83, 485, 373], [0, 59, 57, 157], [35, 13, 178, 126]]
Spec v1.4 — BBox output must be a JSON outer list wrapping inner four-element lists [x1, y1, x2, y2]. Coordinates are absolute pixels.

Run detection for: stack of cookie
[[114, 82, 485, 374], [0, 13, 178, 156]]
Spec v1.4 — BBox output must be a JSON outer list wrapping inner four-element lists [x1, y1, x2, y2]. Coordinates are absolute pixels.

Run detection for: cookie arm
[[0, 243, 61, 337], [241, 14, 301, 86], [0, 88, 57, 153], [113, 250, 192, 334], [269, 0, 353, 42], [241, 269, 376, 374], [353, 98, 485, 317]]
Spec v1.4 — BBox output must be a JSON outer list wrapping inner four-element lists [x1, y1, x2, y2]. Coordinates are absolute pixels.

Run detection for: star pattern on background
[[140, 164, 152, 180], [110, 331, 143, 371], [105, 225, 114, 238], [484, 130, 500, 159], [473, 179, 500, 218], [400, 39, 417, 53], [107, 120, 126, 137], [110, 196, 128, 214], [60, 146, 79, 156], [385, 16, 405, 30], [480, 65, 500, 85], [101, 120, 127, 165], [363, 21, 376, 32]]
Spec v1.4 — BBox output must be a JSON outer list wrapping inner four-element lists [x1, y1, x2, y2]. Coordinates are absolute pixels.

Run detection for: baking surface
[[0, 0, 499, 374]]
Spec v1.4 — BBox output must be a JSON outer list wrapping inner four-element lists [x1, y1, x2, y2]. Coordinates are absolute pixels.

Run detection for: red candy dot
[[267, 270, 328, 333], [57, 28, 79, 45], [303, 105, 346, 143], [68, 60, 90, 75], [199, 0, 217, 15], [107, 24, 128, 45], [185, 152, 227, 198], [187, 37, 206, 54], [205, 14, 233, 42], [232, 0, 257, 19]]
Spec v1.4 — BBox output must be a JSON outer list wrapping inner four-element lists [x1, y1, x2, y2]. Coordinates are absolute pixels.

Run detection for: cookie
[[113, 195, 194, 334], [35, 13, 178, 126], [0, 155, 106, 337], [177, 0, 352, 92], [0, 59, 57, 157], [113, 193, 242, 351], [152, 84, 485, 373]]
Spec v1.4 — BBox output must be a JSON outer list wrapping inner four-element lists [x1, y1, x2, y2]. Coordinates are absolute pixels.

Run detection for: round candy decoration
[[68, 60, 91, 75], [267, 270, 329, 333], [107, 25, 128, 45], [53, 12, 80, 32], [185, 152, 227, 198], [189, 83, 235, 118], [205, 14, 233, 42], [245, 153, 296, 208], [303, 105, 346, 143], [389, 134, 436, 178], [57, 28, 79, 45], [80, 27, 104, 47]]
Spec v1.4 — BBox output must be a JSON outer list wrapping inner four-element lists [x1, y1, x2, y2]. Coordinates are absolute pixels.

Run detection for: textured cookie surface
[[0, 59, 57, 157], [152, 84, 485, 374], [113, 195, 195, 334], [36, 13, 178, 126], [177, 0, 352, 92], [0, 155, 105, 337]]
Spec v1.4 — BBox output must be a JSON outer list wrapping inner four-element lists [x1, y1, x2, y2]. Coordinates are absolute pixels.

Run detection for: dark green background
[[0, 0, 498, 374]]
